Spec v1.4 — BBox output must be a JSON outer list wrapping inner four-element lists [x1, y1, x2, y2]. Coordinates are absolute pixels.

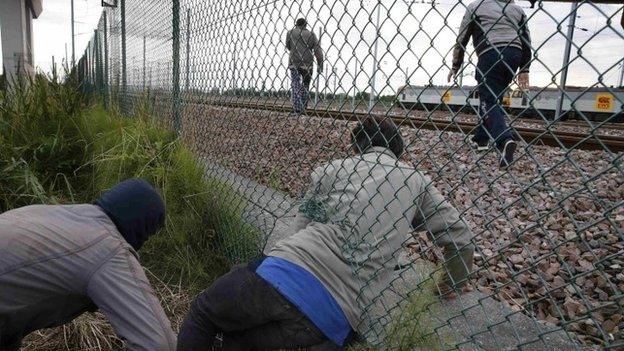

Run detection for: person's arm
[[448, 7, 474, 82], [311, 33, 324, 73], [87, 249, 176, 351], [285, 30, 292, 51], [411, 174, 474, 286], [518, 13, 532, 88]]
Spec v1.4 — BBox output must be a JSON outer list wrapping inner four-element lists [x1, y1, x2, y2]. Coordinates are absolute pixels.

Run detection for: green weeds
[[0, 74, 261, 293]]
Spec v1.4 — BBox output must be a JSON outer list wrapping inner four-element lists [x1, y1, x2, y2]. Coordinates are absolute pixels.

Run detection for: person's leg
[[291, 68, 303, 113], [177, 293, 222, 351], [178, 265, 281, 351], [299, 68, 313, 111], [477, 51, 509, 147], [0, 334, 22, 351], [479, 49, 521, 149], [233, 313, 329, 350], [178, 264, 334, 351], [472, 63, 490, 148]]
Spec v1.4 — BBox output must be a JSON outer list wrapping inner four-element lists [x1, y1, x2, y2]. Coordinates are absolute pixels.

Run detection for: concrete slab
[[199, 158, 587, 350]]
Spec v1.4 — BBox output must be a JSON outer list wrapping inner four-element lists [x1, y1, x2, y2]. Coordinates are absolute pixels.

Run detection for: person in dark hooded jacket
[[0, 178, 176, 351]]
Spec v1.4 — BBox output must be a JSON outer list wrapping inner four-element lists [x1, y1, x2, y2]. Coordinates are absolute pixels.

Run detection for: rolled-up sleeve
[[87, 249, 176, 351]]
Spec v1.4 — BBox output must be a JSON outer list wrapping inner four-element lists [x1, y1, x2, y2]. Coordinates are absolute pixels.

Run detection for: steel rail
[[195, 99, 624, 152]]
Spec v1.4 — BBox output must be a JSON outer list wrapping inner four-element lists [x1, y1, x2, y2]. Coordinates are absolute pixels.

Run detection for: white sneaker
[[500, 140, 517, 168]]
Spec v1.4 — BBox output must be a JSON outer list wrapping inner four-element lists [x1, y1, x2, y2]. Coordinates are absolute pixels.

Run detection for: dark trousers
[[178, 264, 338, 350], [473, 47, 522, 148], [290, 68, 313, 114]]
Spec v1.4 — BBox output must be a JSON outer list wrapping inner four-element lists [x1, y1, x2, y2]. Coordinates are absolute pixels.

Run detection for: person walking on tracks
[[448, 0, 532, 168], [177, 117, 474, 350], [286, 18, 324, 115], [0, 179, 176, 351]]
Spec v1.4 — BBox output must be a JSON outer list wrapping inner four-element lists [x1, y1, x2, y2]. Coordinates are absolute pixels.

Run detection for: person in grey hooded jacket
[[0, 179, 176, 351]]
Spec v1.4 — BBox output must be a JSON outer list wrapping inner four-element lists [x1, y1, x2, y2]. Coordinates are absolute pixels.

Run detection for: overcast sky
[[1, 0, 622, 93]]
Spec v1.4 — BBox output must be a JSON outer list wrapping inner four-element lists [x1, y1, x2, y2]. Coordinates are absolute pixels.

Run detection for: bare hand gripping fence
[[76, 0, 623, 348]]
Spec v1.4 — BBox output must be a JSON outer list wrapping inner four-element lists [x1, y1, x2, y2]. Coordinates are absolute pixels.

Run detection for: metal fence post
[[619, 61, 624, 87], [121, 0, 127, 108], [143, 36, 146, 90], [172, 0, 181, 133], [555, 2, 577, 121], [103, 11, 109, 108], [315, 26, 322, 105], [186, 9, 191, 91], [369, 1, 381, 112], [71, 0, 75, 67], [87, 41, 91, 87], [94, 29, 100, 97]]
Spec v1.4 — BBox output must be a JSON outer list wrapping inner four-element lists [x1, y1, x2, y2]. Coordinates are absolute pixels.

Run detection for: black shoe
[[500, 139, 517, 168]]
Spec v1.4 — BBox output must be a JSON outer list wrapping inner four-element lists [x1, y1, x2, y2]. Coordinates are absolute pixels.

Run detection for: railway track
[[196, 99, 624, 153]]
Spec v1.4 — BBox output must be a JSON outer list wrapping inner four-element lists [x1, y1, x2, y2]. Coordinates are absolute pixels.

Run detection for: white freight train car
[[399, 85, 624, 121]]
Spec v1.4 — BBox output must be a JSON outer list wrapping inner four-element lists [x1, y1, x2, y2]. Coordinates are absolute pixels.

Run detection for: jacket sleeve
[[518, 13, 532, 73], [411, 175, 473, 252], [310, 33, 324, 66], [411, 174, 475, 284], [285, 30, 291, 51], [87, 249, 176, 351], [452, 6, 474, 72]]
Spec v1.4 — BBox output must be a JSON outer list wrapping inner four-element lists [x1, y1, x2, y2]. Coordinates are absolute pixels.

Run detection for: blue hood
[[94, 178, 165, 250]]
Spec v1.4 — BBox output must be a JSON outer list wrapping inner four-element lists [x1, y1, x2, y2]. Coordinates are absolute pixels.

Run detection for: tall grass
[[82, 104, 262, 291], [2, 72, 267, 350], [0, 74, 88, 210], [1, 74, 261, 293]]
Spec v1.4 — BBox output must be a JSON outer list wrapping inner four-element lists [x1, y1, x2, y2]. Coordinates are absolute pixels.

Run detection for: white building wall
[[1, 0, 42, 81]]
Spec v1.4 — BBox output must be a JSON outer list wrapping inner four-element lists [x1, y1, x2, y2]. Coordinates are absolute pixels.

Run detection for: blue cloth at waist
[[255, 256, 351, 346]]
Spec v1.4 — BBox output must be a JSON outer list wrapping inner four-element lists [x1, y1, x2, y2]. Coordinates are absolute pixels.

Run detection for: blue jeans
[[473, 47, 521, 148]]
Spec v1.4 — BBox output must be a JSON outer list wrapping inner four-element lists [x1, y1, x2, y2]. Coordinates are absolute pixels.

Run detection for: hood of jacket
[[94, 178, 165, 250]]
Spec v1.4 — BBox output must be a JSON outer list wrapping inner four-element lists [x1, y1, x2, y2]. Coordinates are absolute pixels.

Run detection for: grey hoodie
[[0, 204, 176, 351], [452, 0, 532, 73]]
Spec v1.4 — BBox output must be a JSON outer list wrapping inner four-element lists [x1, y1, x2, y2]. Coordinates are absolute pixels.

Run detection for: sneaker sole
[[501, 141, 517, 168]]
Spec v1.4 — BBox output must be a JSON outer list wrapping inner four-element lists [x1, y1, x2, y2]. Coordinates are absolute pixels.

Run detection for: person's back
[[0, 179, 176, 351], [0, 204, 120, 339], [271, 131, 473, 337], [270, 148, 422, 331], [287, 26, 318, 69], [465, 0, 528, 55]]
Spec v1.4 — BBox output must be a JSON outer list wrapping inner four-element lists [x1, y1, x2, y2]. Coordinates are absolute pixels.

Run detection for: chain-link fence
[[75, 0, 623, 349]]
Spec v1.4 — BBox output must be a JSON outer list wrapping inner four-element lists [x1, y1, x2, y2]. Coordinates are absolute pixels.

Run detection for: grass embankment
[[1, 75, 261, 350]]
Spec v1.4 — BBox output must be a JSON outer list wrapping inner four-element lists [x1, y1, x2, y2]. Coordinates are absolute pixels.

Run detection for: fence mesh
[[76, 0, 623, 349]]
